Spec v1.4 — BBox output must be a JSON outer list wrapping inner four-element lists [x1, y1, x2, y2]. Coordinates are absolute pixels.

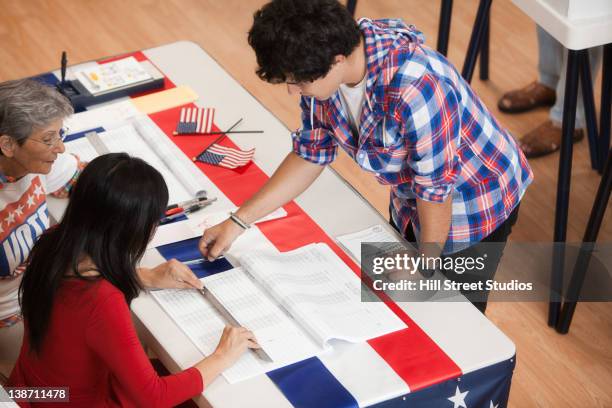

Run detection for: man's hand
[[199, 218, 245, 261], [385, 261, 418, 282], [198, 152, 325, 260], [138, 259, 203, 289]]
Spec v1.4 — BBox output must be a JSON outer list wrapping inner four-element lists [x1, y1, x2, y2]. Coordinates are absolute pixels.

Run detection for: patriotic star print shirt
[[292, 18, 533, 254], [0, 153, 84, 327]]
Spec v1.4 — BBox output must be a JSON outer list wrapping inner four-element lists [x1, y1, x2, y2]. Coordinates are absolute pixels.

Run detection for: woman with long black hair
[[8, 153, 257, 407]]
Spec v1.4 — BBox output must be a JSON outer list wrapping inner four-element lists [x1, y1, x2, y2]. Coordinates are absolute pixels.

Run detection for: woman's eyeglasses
[[28, 127, 70, 149]]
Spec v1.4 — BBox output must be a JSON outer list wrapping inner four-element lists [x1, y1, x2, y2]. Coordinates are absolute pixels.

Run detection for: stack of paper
[[152, 243, 407, 383], [64, 116, 209, 203]]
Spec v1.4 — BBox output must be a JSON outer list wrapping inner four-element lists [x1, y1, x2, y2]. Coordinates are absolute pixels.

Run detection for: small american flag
[[176, 107, 215, 134], [194, 144, 255, 169]]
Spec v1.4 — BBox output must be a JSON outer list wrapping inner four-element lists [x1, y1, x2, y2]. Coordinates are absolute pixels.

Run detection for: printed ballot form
[[336, 225, 403, 264], [64, 115, 209, 203], [152, 243, 406, 384]]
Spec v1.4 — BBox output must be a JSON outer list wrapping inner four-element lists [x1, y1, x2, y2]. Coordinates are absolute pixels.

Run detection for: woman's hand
[[138, 259, 203, 289], [194, 325, 260, 386], [212, 325, 260, 366]]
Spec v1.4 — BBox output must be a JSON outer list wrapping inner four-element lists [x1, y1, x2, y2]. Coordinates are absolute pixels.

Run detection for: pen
[[183, 256, 224, 266], [160, 198, 218, 224], [159, 212, 185, 225], [164, 201, 208, 217], [165, 207, 184, 216], [167, 196, 209, 211], [184, 199, 215, 215], [61, 51, 67, 85]]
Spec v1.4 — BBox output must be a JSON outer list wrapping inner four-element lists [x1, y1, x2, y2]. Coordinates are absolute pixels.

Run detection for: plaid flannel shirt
[[291, 18, 533, 254]]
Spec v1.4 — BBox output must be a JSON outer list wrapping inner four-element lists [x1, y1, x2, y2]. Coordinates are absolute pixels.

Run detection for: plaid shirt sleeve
[[291, 97, 338, 165], [398, 73, 461, 202], [50, 154, 87, 198]]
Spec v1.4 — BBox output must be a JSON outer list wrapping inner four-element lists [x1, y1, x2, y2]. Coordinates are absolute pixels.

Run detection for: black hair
[[248, 0, 361, 84], [19, 153, 169, 354]]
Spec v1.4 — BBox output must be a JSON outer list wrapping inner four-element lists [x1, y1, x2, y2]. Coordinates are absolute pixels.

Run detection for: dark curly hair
[[248, 0, 361, 84]]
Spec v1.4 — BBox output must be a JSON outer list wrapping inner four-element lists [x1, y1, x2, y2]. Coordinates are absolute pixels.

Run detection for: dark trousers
[[390, 204, 521, 314]]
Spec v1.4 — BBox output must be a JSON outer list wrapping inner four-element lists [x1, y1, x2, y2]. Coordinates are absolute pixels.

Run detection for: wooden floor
[[1, 0, 611, 406]]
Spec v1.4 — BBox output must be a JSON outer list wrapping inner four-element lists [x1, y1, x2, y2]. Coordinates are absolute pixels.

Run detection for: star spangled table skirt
[[34, 48, 516, 408]]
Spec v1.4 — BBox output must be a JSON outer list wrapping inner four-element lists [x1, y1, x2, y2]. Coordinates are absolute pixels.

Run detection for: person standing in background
[[498, 26, 602, 158]]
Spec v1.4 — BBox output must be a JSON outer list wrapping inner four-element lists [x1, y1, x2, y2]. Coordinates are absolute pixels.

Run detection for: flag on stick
[[175, 107, 215, 134], [194, 144, 255, 169]]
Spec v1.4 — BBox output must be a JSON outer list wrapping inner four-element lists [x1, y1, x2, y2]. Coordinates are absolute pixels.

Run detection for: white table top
[[133, 41, 515, 407], [512, 0, 612, 49], [0, 385, 17, 407], [48, 41, 516, 408]]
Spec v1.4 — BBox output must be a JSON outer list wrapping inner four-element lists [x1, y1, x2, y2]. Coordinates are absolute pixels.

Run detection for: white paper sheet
[[147, 221, 199, 250], [62, 137, 99, 162], [64, 119, 209, 204], [152, 268, 327, 384], [146, 207, 288, 251], [188, 207, 288, 235], [336, 225, 402, 264], [240, 243, 407, 346], [150, 288, 226, 356], [132, 116, 207, 198], [64, 100, 140, 134], [203, 268, 326, 382]]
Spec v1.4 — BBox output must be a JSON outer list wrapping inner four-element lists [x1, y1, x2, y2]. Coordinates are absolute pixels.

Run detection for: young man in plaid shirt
[[200, 0, 533, 313]]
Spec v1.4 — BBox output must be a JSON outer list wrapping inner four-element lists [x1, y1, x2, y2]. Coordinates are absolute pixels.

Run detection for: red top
[[8, 278, 203, 407]]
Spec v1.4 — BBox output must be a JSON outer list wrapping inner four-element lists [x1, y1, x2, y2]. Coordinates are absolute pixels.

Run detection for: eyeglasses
[[28, 127, 69, 149]]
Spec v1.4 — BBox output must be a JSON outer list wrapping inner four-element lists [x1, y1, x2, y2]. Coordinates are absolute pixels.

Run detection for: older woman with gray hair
[[0, 79, 202, 380], [0, 79, 81, 380]]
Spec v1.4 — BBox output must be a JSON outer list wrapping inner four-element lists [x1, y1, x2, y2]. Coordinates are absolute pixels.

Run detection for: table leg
[[346, 0, 357, 17], [461, 0, 493, 83], [479, 6, 490, 80], [599, 44, 612, 173], [437, 0, 453, 57], [579, 50, 601, 170], [549, 49, 582, 328], [556, 148, 612, 333]]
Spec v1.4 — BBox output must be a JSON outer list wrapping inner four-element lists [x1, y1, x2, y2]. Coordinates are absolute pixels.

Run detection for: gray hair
[[0, 78, 74, 145]]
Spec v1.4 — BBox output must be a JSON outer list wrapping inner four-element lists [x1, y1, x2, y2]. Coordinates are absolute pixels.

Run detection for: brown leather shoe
[[519, 120, 584, 158], [498, 81, 556, 113]]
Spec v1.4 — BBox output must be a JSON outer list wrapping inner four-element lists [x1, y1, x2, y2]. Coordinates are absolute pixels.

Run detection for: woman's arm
[[86, 288, 255, 407]]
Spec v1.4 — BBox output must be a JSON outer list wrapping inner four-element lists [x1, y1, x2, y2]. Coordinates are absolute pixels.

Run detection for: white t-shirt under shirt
[[338, 74, 367, 138], [0, 153, 78, 323]]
